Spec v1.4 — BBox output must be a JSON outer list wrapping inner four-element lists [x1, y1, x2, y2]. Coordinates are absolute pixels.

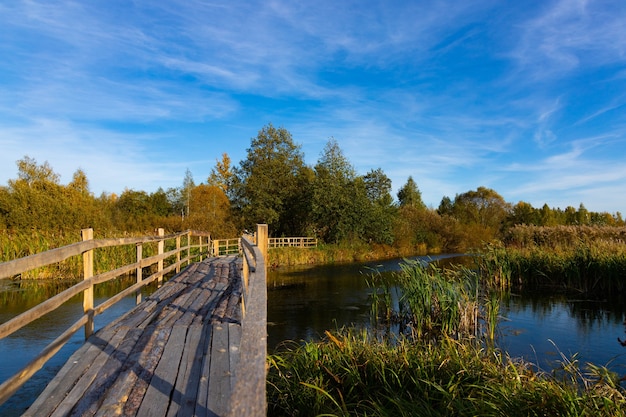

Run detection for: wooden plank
[[136, 325, 188, 417], [228, 323, 242, 392], [47, 326, 139, 417], [61, 326, 144, 417], [87, 324, 163, 416], [178, 323, 213, 417], [206, 323, 232, 416], [166, 324, 204, 417], [121, 327, 172, 416]]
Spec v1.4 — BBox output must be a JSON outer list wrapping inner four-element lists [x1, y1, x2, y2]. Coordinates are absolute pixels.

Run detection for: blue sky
[[1, 0, 626, 213]]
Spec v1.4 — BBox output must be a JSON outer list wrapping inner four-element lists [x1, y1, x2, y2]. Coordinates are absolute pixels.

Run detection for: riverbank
[[267, 242, 437, 268]]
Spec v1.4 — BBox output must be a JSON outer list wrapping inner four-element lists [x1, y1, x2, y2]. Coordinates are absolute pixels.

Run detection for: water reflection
[[267, 256, 626, 378]]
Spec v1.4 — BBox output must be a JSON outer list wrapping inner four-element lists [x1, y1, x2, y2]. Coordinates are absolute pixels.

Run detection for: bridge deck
[[23, 256, 243, 417]]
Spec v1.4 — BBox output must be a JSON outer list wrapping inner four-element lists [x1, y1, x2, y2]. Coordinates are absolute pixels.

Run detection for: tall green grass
[[268, 329, 626, 416], [479, 238, 626, 294], [367, 260, 484, 341]]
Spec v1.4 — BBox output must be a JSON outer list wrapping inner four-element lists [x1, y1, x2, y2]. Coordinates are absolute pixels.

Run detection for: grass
[[268, 241, 435, 268], [268, 329, 626, 416], [479, 233, 626, 294]]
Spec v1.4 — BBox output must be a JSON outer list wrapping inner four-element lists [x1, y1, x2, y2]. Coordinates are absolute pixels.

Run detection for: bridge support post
[[81, 228, 94, 339]]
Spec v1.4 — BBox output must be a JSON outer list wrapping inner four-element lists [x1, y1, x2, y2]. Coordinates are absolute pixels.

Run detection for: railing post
[[256, 224, 268, 268], [136, 243, 143, 305], [199, 235, 203, 262], [157, 228, 164, 285], [186, 232, 190, 264], [176, 234, 181, 273], [81, 228, 94, 339]]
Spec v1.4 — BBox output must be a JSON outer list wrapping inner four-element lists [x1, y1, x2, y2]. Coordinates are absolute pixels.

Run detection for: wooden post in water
[[136, 243, 143, 304], [81, 228, 94, 339], [157, 228, 164, 285]]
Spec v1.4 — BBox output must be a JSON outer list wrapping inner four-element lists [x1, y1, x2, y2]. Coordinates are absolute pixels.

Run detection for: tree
[[510, 201, 539, 226], [182, 169, 195, 219], [207, 153, 233, 193], [312, 138, 368, 243], [186, 184, 237, 237], [451, 187, 510, 229], [362, 168, 396, 244], [397, 176, 425, 209], [437, 196, 454, 216], [231, 124, 308, 235]]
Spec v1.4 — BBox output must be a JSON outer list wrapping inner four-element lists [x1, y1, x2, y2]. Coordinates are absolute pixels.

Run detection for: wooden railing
[[211, 238, 242, 256], [229, 224, 267, 416], [268, 236, 317, 248], [0, 228, 211, 407]]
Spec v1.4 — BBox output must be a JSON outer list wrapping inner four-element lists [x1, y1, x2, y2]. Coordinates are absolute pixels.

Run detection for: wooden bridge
[[0, 226, 268, 416]]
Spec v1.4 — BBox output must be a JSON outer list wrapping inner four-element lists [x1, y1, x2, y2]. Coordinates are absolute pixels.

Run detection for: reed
[[478, 238, 626, 294], [367, 259, 481, 340], [267, 329, 626, 416]]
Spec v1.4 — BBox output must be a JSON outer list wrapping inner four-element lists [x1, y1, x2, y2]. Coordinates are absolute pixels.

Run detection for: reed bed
[[268, 329, 626, 416], [479, 234, 626, 294]]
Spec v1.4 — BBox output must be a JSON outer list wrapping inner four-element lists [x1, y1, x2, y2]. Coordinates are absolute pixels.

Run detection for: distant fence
[[268, 237, 317, 248], [210, 236, 317, 256]]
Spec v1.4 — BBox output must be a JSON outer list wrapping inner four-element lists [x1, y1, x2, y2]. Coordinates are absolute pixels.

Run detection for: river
[[2, 255, 626, 415]]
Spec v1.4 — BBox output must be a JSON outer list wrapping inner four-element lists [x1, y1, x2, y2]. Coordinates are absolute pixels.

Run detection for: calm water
[[266, 255, 626, 374], [2, 256, 626, 415]]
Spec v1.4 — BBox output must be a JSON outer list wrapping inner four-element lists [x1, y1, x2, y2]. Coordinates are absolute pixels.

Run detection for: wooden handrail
[[0, 228, 211, 407], [229, 224, 267, 417]]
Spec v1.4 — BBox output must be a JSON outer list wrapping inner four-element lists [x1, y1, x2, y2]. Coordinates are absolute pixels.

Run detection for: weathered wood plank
[[206, 323, 231, 416], [135, 325, 188, 417], [179, 323, 213, 417], [166, 324, 205, 417], [48, 326, 139, 417], [228, 323, 242, 392]]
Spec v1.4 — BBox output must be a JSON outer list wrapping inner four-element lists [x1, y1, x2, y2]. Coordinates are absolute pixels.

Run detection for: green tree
[[362, 168, 396, 244], [452, 187, 510, 229], [510, 201, 539, 226], [312, 139, 369, 243], [437, 196, 454, 216], [231, 124, 308, 235], [397, 176, 425, 209]]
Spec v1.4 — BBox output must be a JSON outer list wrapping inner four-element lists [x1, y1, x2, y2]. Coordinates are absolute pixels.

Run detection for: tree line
[[1, 124, 623, 252]]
